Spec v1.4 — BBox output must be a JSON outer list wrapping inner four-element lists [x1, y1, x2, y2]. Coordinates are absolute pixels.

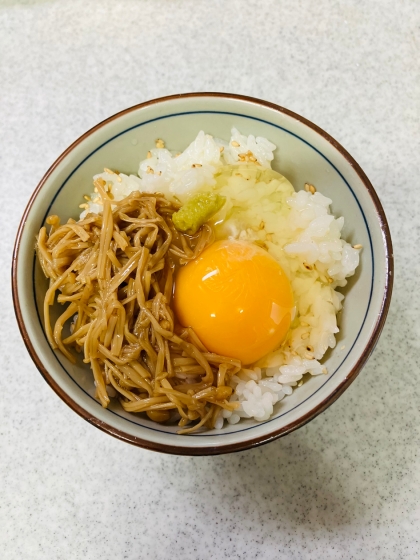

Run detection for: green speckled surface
[[2, 1, 418, 559]]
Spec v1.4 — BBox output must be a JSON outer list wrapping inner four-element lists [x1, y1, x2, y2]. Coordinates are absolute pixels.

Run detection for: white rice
[[81, 128, 360, 428]]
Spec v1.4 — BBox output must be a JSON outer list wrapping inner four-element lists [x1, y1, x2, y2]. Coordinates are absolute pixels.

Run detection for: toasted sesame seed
[[147, 151, 152, 159], [239, 153, 247, 158], [328, 277, 334, 283], [83, 195, 91, 201], [309, 185, 316, 194], [301, 332, 310, 340], [297, 380, 303, 387], [304, 352, 314, 360], [303, 263, 313, 271], [353, 244, 363, 249], [79, 203, 89, 209], [231, 140, 240, 147], [155, 138, 165, 149], [104, 167, 115, 175], [146, 166, 154, 174], [192, 163, 202, 168], [322, 368, 328, 375], [304, 183, 310, 192], [249, 155, 257, 162]]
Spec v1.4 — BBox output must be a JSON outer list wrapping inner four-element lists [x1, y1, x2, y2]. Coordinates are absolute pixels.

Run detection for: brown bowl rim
[[11, 92, 394, 455]]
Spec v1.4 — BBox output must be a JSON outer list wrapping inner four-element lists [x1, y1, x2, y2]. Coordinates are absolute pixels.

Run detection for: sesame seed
[[239, 153, 247, 158], [155, 139, 165, 149], [353, 244, 363, 250], [249, 155, 257, 162], [328, 277, 334, 283], [104, 167, 115, 175], [94, 187, 98, 193], [79, 203, 89, 209], [304, 352, 313, 360], [146, 166, 154, 174], [309, 185, 316, 194], [83, 195, 91, 201], [301, 332, 310, 340], [231, 140, 240, 147], [322, 368, 328, 375], [147, 151, 152, 159], [303, 263, 312, 270], [306, 345, 314, 352], [297, 380, 303, 387], [304, 183, 310, 192], [192, 163, 202, 168]]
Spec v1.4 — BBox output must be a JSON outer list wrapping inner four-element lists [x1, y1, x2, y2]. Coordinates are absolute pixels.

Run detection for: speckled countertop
[[1, 1, 419, 558]]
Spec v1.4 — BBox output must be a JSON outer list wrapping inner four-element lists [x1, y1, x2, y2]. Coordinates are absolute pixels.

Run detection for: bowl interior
[[15, 95, 390, 453]]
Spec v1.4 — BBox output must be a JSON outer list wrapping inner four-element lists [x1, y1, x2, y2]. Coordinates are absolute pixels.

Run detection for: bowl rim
[[11, 92, 394, 455]]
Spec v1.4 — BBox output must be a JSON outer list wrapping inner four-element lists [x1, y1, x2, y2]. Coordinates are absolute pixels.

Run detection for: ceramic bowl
[[12, 93, 393, 455]]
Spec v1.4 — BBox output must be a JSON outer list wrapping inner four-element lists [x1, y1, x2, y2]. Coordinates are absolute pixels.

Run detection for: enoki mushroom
[[36, 181, 240, 434]]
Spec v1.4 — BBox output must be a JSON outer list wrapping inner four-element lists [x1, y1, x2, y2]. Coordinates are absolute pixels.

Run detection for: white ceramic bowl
[[12, 93, 393, 455]]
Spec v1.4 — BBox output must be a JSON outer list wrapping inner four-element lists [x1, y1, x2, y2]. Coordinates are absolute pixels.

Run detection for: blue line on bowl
[[32, 110, 374, 438]]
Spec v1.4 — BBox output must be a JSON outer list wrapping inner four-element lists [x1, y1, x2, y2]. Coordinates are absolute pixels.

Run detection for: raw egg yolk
[[173, 240, 294, 365]]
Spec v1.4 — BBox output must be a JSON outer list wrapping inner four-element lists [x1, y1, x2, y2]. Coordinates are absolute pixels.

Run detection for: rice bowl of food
[[12, 93, 393, 454]]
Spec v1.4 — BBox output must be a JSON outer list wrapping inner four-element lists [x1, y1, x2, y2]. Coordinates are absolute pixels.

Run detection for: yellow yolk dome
[[173, 240, 294, 365]]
